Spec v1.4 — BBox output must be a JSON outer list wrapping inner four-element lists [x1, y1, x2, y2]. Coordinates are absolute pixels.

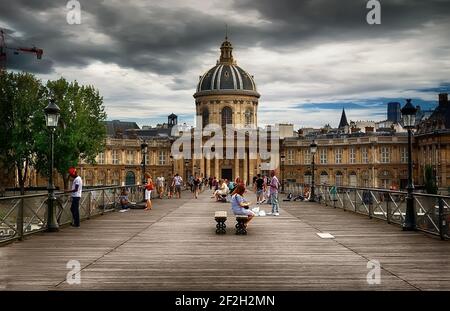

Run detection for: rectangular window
[[380, 147, 390, 163], [159, 150, 166, 165], [361, 147, 369, 164], [126, 150, 135, 165], [304, 149, 311, 165], [287, 149, 294, 165], [350, 148, 356, 164], [320, 149, 327, 164], [112, 150, 120, 165], [335, 148, 343, 164], [97, 152, 105, 164], [400, 147, 408, 163]]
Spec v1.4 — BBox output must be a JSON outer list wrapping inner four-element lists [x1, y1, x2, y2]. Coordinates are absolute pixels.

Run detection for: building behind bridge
[[1, 37, 449, 194]]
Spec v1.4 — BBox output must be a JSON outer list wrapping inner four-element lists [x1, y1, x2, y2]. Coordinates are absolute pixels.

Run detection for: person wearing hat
[[67, 167, 83, 227]]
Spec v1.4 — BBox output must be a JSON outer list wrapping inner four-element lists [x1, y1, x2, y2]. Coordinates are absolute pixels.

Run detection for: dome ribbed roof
[[195, 37, 258, 95], [196, 64, 256, 92]]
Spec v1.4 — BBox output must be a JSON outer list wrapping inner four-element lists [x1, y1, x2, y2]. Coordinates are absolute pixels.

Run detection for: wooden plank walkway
[[1, 191, 449, 291]]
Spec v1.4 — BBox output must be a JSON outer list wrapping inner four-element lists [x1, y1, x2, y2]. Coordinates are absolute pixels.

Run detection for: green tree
[[33, 78, 107, 190], [0, 71, 45, 194], [424, 165, 438, 195]]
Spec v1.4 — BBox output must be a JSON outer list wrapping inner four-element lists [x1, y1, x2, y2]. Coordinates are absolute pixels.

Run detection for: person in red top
[[144, 173, 154, 211]]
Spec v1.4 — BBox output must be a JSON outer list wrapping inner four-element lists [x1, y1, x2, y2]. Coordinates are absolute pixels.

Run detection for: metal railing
[[0, 185, 142, 244], [284, 182, 449, 240]]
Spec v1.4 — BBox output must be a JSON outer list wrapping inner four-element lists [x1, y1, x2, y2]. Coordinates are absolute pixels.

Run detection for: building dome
[[196, 64, 257, 92], [195, 37, 258, 96]]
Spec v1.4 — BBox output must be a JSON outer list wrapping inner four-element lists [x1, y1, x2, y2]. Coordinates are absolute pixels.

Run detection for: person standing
[[267, 170, 280, 216], [193, 175, 200, 199], [144, 173, 154, 211], [255, 174, 264, 204], [68, 167, 82, 227], [173, 173, 183, 199], [156, 175, 165, 199]]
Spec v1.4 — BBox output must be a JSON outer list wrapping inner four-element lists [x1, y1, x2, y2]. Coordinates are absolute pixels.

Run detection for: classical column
[[200, 156, 205, 178], [243, 150, 248, 185], [234, 152, 240, 181], [215, 157, 220, 179], [206, 158, 211, 179]]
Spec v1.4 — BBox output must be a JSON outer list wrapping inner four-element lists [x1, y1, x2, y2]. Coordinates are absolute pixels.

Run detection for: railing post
[[438, 198, 446, 241], [16, 198, 24, 241], [87, 191, 91, 219], [354, 188, 357, 213], [368, 191, 373, 219], [101, 190, 105, 215], [386, 196, 391, 224]]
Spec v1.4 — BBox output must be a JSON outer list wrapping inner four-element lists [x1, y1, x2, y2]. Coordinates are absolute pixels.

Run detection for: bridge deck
[[1, 191, 449, 291]]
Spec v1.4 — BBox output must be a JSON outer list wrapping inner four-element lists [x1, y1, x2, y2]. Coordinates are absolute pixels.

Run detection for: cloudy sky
[[1, 0, 450, 129]]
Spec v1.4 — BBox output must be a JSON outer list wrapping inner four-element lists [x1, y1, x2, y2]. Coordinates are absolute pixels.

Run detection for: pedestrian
[[267, 170, 280, 216], [255, 174, 264, 204], [144, 173, 154, 211], [68, 167, 82, 227], [156, 175, 165, 199], [173, 173, 183, 199], [193, 175, 201, 199]]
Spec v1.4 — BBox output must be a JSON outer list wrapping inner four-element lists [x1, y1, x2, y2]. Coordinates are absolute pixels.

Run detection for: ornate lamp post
[[141, 142, 148, 202], [44, 99, 60, 232], [401, 99, 418, 231], [309, 140, 318, 202]]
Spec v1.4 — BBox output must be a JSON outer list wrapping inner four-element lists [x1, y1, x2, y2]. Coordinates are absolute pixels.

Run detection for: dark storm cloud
[[1, 0, 449, 76]]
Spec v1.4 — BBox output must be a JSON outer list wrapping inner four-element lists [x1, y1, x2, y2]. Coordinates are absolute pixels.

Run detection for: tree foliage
[[33, 78, 107, 189], [0, 72, 107, 193], [0, 72, 45, 194]]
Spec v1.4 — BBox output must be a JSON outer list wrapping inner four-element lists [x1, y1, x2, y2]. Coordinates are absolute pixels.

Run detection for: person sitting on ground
[[230, 184, 255, 228], [304, 187, 312, 201], [119, 188, 130, 211]]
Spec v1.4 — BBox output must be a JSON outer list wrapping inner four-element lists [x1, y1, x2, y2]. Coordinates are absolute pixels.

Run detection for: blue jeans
[[271, 192, 279, 213]]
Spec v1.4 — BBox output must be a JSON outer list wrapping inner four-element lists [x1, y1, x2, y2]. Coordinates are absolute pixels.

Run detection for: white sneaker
[[274, 212, 280, 216], [267, 212, 273, 216]]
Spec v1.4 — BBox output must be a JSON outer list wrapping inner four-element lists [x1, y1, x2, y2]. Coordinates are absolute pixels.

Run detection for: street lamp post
[[141, 142, 148, 202], [401, 99, 418, 231], [44, 99, 61, 232], [280, 155, 285, 193], [310, 140, 318, 202]]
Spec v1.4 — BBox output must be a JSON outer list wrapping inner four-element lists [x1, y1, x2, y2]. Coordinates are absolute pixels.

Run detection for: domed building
[[189, 36, 262, 182], [194, 36, 260, 128]]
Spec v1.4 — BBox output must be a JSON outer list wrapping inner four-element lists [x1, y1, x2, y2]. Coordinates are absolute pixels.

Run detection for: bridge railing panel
[[0, 185, 141, 245], [283, 182, 449, 240]]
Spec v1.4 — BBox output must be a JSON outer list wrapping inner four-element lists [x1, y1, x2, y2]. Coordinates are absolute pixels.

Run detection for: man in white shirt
[[173, 173, 183, 199], [68, 167, 83, 227]]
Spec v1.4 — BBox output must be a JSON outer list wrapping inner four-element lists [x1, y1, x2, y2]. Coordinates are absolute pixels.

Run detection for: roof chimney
[[439, 93, 448, 107]]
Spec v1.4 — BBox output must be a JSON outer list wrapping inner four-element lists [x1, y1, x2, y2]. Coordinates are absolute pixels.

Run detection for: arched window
[[349, 171, 357, 187], [244, 108, 253, 126], [221, 106, 233, 127], [320, 171, 329, 185], [125, 171, 136, 185], [304, 171, 312, 185], [202, 108, 209, 128], [335, 171, 343, 187]]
